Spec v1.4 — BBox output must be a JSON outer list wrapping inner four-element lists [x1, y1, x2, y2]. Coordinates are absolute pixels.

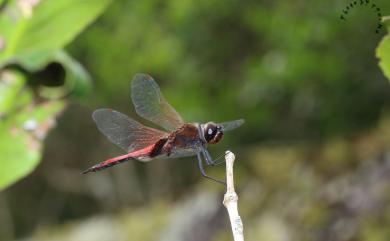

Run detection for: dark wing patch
[[92, 109, 168, 152]]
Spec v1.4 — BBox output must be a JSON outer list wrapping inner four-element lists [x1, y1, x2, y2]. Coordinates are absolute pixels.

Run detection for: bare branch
[[223, 151, 244, 241]]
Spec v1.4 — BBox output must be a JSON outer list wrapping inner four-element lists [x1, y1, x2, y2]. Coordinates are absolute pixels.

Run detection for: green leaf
[[377, 16, 390, 82], [0, 0, 112, 70], [0, 70, 66, 191], [377, 35, 390, 81], [382, 16, 390, 31], [0, 70, 25, 115], [0, 124, 41, 190]]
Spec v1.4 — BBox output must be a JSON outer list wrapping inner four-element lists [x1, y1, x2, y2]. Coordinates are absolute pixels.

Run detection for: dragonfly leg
[[209, 153, 227, 166], [201, 148, 214, 165], [197, 153, 226, 186], [201, 148, 226, 166]]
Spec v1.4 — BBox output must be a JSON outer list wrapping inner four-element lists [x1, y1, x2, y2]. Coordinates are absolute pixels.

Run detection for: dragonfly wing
[[218, 119, 245, 132], [92, 109, 168, 152], [131, 73, 184, 131], [168, 147, 199, 158]]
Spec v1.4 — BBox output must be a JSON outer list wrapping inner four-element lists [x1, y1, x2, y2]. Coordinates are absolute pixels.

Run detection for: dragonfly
[[82, 73, 244, 184]]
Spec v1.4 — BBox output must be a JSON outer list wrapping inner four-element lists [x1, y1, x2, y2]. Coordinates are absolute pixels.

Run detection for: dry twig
[[223, 151, 244, 241]]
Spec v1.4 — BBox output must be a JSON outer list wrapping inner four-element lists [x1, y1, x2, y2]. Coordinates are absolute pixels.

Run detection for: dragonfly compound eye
[[204, 123, 223, 144]]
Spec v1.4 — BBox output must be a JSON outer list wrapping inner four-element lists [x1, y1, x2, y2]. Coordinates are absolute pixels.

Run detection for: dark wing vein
[[131, 73, 184, 131], [92, 109, 168, 152]]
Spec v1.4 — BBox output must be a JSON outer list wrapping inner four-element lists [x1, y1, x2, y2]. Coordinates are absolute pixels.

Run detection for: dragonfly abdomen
[[82, 142, 165, 174]]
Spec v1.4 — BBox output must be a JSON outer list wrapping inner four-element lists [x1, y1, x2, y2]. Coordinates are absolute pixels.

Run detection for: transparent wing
[[92, 109, 168, 152], [218, 119, 245, 132], [131, 73, 184, 131]]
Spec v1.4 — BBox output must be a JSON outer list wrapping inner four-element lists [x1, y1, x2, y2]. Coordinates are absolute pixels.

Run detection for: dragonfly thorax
[[200, 122, 224, 144]]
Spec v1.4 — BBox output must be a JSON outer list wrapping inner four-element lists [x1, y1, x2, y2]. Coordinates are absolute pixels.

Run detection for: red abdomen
[[82, 139, 168, 174]]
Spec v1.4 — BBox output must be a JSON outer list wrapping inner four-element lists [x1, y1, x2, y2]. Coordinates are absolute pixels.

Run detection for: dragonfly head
[[201, 122, 224, 144]]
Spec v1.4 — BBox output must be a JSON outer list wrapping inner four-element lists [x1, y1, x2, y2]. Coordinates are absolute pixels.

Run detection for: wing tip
[[219, 118, 245, 132], [132, 73, 157, 91], [133, 73, 153, 83], [230, 118, 245, 126], [81, 166, 95, 174], [92, 108, 117, 121], [235, 119, 245, 129]]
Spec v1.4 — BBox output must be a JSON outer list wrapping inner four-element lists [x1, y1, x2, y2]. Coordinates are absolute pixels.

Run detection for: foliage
[[377, 16, 390, 81], [0, 0, 111, 190], [0, 70, 65, 189], [70, 0, 390, 141], [1, 0, 390, 241]]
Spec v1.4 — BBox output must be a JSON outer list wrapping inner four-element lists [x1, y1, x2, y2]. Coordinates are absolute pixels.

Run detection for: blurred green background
[[1, 0, 390, 240]]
